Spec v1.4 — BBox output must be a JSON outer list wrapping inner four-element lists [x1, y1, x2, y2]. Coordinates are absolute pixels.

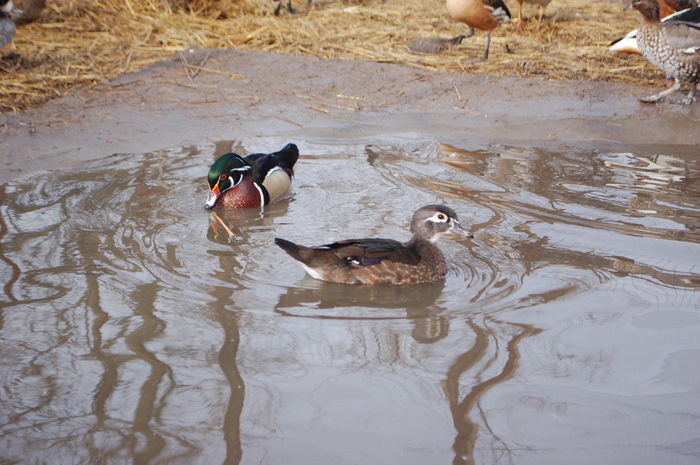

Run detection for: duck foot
[[639, 80, 682, 104], [668, 92, 697, 105], [638, 95, 664, 104]]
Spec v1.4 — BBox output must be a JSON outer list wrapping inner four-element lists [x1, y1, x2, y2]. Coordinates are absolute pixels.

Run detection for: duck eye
[[437, 213, 447, 221], [220, 174, 228, 182]]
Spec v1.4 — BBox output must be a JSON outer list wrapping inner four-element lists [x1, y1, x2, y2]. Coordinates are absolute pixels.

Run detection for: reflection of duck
[[205, 143, 299, 209], [207, 201, 290, 244], [446, 0, 511, 61], [274, 280, 450, 343], [275, 280, 445, 311], [0, 0, 16, 52], [631, 0, 700, 104], [275, 205, 473, 285]]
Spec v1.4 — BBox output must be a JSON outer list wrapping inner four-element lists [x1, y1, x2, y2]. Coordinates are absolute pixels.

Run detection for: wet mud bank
[[1, 49, 699, 183]]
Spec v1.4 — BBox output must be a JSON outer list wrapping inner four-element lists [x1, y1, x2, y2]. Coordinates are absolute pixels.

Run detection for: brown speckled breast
[[218, 180, 265, 208], [638, 21, 700, 83]]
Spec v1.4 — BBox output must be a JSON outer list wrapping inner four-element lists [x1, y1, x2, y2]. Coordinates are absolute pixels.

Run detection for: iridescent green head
[[205, 153, 251, 210]]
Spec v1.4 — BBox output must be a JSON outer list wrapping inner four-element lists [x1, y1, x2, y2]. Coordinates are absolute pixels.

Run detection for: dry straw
[[1, 0, 657, 112]]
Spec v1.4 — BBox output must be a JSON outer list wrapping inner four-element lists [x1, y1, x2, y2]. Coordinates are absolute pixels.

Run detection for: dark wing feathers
[[320, 238, 421, 267], [483, 0, 511, 17], [243, 143, 299, 183]]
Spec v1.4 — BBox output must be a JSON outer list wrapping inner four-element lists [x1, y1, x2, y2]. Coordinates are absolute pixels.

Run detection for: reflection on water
[[1, 140, 699, 464]]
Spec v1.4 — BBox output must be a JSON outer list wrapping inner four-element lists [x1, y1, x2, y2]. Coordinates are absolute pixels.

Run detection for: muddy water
[[1, 139, 699, 465]]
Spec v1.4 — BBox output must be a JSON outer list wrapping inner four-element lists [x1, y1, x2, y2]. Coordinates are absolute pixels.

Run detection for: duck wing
[[319, 238, 421, 267], [244, 143, 299, 184], [483, 0, 511, 19], [663, 19, 700, 52]]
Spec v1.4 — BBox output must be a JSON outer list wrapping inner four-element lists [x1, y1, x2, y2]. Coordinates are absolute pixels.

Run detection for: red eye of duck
[[220, 174, 228, 182]]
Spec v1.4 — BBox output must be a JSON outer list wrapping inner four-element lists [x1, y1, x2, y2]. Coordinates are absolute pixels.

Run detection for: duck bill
[[205, 183, 221, 210], [451, 220, 474, 239]]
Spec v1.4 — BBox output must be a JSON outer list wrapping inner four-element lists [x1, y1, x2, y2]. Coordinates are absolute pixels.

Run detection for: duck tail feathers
[[275, 143, 299, 173], [275, 237, 310, 263]]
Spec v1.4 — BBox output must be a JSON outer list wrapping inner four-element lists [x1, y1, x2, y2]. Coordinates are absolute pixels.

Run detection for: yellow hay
[[1, 0, 657, 112]]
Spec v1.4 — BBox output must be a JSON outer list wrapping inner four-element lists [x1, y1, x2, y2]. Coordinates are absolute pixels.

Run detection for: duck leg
[[517, 0, 524, 22], [482, 30, 492, 60], [461, 29, 490, 63], [536, 5, 545, 28], [677, 83, 698, 104], [639, 78, 681, 103]]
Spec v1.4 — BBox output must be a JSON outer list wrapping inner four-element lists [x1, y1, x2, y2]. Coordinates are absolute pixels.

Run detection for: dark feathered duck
[[631, 0, 700, 103], [275, 204, 473, 285], [205, 143, 299, 209]]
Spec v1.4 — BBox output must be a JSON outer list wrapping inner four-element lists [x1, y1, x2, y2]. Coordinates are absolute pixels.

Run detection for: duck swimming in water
[[275, 204, 473, 285], [205, 143, 299, 209]]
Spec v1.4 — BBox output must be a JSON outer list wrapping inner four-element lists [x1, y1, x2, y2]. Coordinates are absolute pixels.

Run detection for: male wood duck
[[205, 143, 299, 209], [631, 0, 700, 103], [0, 0, 16, 51], [446, 0, 511, 61], [275, 204, 473, 285]]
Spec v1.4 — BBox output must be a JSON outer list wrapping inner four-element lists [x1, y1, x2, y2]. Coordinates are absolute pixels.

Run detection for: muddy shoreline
[[1, 49, 699, 183]]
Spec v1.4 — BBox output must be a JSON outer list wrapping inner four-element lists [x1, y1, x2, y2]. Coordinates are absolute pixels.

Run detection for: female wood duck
[[205, 143, 299, 209], [275, 204, 473, 285], [0, 0, 16, 52], [446, 0, 511, 61], [631, 0, 700, 104]]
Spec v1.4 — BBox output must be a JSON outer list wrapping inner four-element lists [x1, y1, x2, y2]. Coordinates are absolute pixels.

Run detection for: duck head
[[205, 153, 252, 210], [410, 204, 474, 242], [630, 0, 660, 21]]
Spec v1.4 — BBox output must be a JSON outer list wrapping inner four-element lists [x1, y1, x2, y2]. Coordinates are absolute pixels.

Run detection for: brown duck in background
[[12, 0, 45, 25], [516, 0, 551, 24], [446, 0, 511, 61], [275, 205, 473, 285], [657, 0, 697, 17], [631, 0, 700, 103]]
